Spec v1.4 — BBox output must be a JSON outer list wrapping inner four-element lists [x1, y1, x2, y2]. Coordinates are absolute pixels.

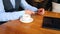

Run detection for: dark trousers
[[0, 21, 7, 25]]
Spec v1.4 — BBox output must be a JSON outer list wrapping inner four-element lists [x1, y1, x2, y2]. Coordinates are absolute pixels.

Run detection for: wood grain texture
[[0, 11, 60, 34]]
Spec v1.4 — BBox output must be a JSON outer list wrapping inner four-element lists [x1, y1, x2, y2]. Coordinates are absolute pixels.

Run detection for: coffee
[[20, 14, 33, 23]]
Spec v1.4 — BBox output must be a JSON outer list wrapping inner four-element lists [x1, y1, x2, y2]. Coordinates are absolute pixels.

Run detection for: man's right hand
[[25, 10, 35, 15]]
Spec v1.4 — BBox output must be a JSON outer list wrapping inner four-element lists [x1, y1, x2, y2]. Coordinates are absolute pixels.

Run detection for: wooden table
[[0, 11, 60, 34]]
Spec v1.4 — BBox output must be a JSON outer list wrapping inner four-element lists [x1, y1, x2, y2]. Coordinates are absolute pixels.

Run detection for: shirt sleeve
[[0, 0, 25, 21], [0, 11, 25, 21], [20, 0, 38, 12]]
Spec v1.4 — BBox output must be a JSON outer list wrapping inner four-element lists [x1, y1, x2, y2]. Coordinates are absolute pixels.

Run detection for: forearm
[[0, 11, 25, 21], [20, 0, 38, 12]]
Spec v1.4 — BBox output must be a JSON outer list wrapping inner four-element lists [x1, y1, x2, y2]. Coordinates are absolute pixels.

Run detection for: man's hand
[[25, 10, 35, 15], [37, 8, 45, 15]]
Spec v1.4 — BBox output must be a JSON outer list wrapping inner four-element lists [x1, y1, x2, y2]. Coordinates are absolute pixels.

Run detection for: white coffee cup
[[20, 14, 33, 23]]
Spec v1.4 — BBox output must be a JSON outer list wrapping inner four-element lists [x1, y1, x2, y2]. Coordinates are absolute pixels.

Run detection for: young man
[[0, 0, 44, 25]]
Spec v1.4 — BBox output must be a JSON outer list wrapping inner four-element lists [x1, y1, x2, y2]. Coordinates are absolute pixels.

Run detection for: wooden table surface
[[0, 11, 60, 34]]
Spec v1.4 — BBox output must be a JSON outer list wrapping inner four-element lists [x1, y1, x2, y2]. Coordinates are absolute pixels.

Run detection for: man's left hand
[[37, 8, 45, 15]]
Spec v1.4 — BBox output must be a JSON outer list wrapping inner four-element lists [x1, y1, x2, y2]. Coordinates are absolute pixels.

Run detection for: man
[[0, 0, 44, 25]]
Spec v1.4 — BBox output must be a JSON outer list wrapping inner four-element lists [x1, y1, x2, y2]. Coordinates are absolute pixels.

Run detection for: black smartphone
[[42, 16, 60, 30], [0, 21, 8, 25]]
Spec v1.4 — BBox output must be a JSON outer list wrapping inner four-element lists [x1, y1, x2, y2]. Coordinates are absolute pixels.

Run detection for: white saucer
[[20, 18, 33, 23]]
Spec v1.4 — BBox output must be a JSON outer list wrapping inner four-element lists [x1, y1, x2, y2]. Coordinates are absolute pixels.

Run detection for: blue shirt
[[0, 0, 38, 21]]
